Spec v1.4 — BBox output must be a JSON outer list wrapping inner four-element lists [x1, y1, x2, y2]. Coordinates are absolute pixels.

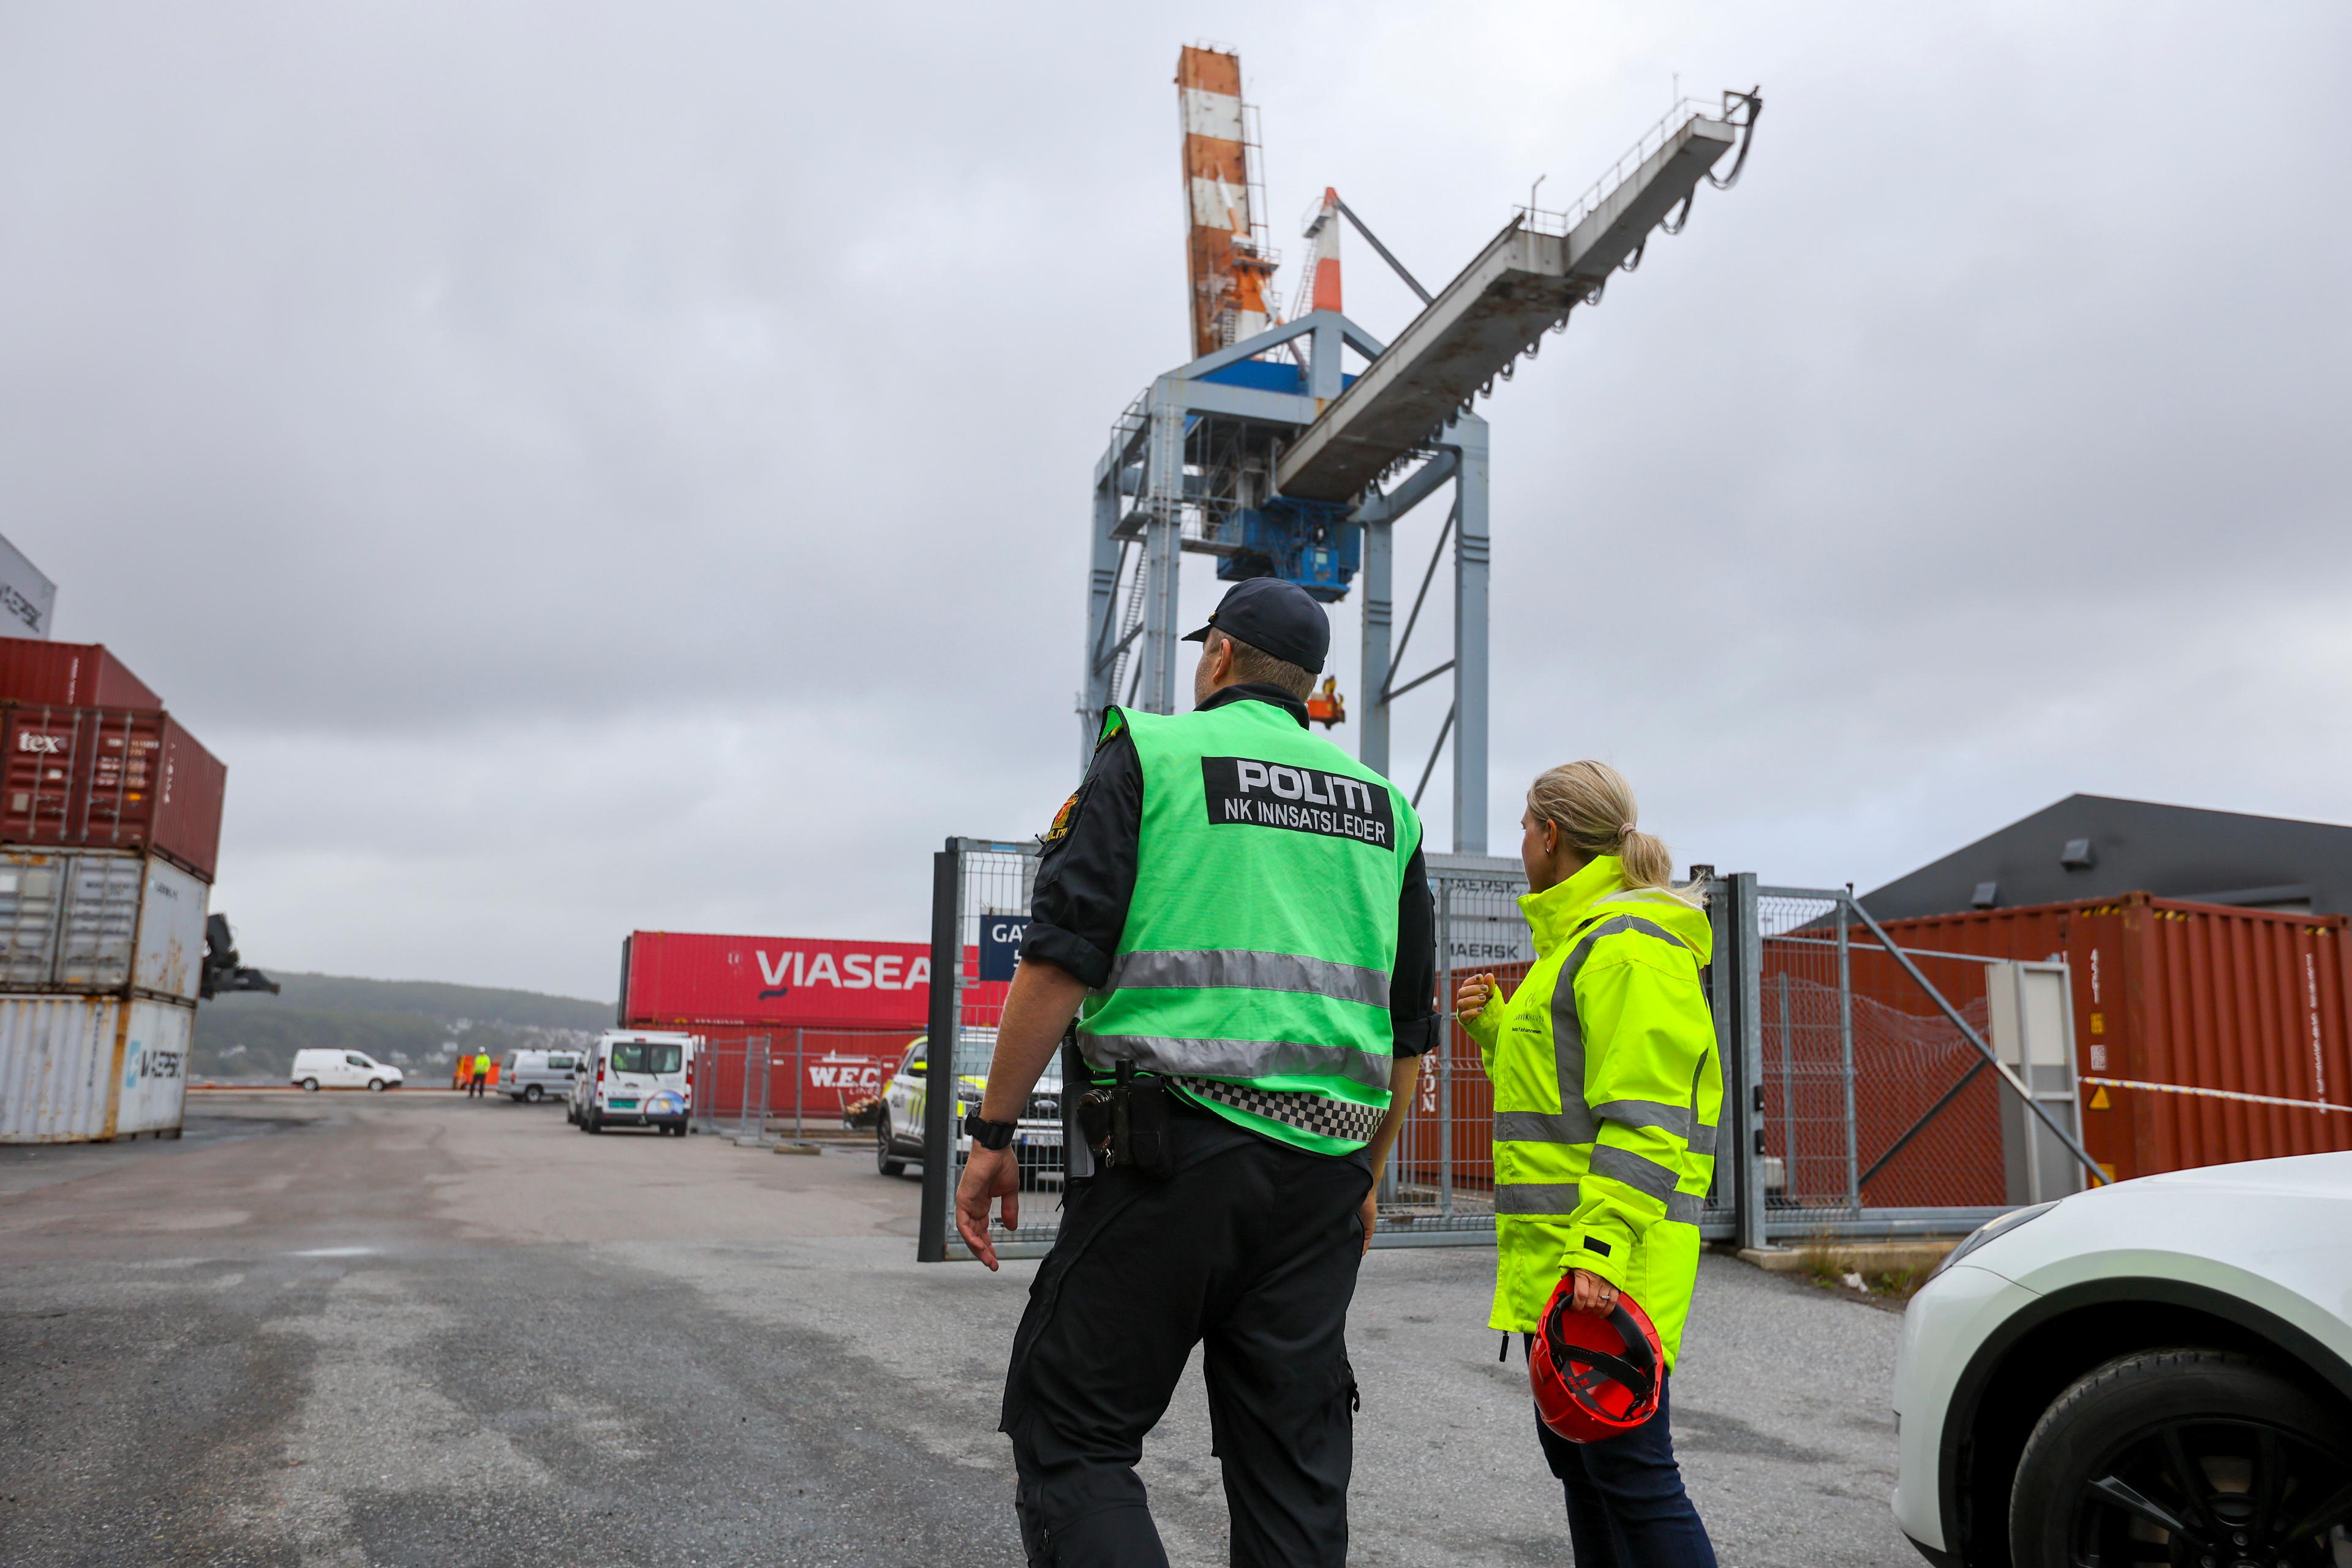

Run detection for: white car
[[567, 1030, 696, 1136], [1892, 1151, 2352, 1567], [873, 1031, 1063, 1185], [290, 1048, 404, 1092]]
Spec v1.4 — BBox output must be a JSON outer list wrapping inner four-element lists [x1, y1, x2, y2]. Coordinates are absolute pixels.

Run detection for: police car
[[873, 1028, 1063, 1185], [1891, 1151, 2352, 1566]]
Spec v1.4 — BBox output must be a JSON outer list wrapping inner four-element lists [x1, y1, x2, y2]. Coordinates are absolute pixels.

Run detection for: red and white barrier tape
[[2081, 1076, 2352, 1116]]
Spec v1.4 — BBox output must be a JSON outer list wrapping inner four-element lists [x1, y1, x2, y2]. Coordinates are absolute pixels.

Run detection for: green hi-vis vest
[[1462, 856, 1721, 1368], [1077, 698, 1423, 1156]]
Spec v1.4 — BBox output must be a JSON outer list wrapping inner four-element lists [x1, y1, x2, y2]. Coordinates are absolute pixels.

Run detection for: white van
[[290, 1049, 405, 1093], [567, 1030, 696, 1136], [500, 1048, 579, 1104]]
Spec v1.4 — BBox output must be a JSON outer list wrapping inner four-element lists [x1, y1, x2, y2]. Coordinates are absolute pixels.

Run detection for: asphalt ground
[[0, 1093, 1914, 1566]]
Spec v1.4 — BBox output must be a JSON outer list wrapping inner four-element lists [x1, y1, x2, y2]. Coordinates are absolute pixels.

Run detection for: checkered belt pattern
[[1172, 1076, 1385, 1144]]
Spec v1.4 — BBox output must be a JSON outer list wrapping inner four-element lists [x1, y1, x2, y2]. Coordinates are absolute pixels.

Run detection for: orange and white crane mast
[[1084, 45, 1761, 854]]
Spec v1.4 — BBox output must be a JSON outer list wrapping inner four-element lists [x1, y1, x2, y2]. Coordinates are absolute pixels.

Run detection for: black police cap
[[1181, 577, 1330, 675]]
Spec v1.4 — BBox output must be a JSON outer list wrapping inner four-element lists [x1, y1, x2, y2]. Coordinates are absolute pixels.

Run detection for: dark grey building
[[1858, 794, 2352, 920]]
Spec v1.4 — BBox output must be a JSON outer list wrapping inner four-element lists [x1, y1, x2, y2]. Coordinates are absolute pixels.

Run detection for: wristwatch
[[962, 1107, 1017, 1150]]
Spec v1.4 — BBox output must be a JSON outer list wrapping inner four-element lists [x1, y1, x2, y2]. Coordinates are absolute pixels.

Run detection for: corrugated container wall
[[619, 932, 1009, 1032], [0, 707, 226, 880], [0, 994, 189, 1143], [1872, 894, 2352, 1182], [0, 849, 209, 1000], [0, 638, 162, 711]]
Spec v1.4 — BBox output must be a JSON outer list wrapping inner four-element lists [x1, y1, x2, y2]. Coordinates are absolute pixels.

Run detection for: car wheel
[[301, 1078, 320, 1092], [2009, 1348, 2352, 1568], [876, 1115, 905, 1177], [368, 1079, 386, 1093], [587, 1111, 603, 1134], [525, 1085, 544, 1103]]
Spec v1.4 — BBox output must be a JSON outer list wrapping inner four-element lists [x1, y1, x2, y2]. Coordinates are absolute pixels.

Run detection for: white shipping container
[[0, 851, 70, 985], [0, 995, 116, 1142], [56, 854, 141, 989], [0, 849, 208, 1001], [0, 994, 189, 1143], [132, 859, 208, 1000], [113, 998, 192, 1136]]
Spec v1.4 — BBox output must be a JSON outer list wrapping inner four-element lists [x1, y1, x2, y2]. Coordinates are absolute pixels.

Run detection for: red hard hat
[[1528, 1276, 1664, 1443]]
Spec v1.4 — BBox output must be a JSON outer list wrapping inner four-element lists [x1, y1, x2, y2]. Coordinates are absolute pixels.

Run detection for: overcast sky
[[4, 2, 2345, 999]]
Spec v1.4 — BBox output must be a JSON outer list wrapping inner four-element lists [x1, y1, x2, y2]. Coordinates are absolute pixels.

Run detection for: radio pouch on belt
[[1086, 1060, 1172, 1177]]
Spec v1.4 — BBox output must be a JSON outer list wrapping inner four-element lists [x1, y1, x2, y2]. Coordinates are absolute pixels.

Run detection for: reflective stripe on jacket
[[1463, 855, 1721, 1366], [1076, 700, 1423, 1155]]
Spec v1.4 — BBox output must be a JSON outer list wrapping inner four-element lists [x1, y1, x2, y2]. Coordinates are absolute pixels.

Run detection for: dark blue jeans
[[1532, 1371, 1716, 1567]]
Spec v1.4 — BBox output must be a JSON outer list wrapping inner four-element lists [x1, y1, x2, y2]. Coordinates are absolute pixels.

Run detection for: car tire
[[587, 1112, 603, 1134], [2008, 1348, 2352, 1568], [876, 1115, 905, 1177], [368, 1079, 386, 1093], [524, 1085, 543, 1103], [301, 1078, 320, 1092]]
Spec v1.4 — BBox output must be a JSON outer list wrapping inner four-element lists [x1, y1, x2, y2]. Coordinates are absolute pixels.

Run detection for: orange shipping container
[[1869, 894, 2352, 1183]]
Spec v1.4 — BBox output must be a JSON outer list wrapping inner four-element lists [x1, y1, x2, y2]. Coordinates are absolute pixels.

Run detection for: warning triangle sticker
[[2089, 1086, 2112, 1110]]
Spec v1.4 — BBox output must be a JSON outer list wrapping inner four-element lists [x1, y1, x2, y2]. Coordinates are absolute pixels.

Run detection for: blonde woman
[[1457, 761, 1721, 1566]]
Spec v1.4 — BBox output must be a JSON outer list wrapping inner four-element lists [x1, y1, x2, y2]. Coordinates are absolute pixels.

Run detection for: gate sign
[[979, 914, 1030, 982]]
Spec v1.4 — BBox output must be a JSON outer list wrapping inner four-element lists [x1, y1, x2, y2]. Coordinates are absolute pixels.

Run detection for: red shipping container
[[619, 931, 1009, 1032], [1868, 894, 2352, 1183], [0, 706, 225, 881], [0, 639, 162, 711], [684, 1025, 920, 1124]]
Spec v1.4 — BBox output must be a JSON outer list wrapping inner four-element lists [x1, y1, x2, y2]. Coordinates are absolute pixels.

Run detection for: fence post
[[1727, 873, 1769, 1251], [918, 842, 961, 1262], [1837, 888, 1859, 1213], [1437, 876, 1454, 1219]]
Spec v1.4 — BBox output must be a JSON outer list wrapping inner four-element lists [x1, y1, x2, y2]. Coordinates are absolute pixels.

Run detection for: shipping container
[[0, 848, 209, 1000], [0, 992, 189, 1142], [1866, 894, 2352, 1183], [0, 638, 162, 712], [0, 706, 226, 880], [619, 931, 1009, 1031], [684, 1024, 919, 1124], [113, 998, 193, 1136]]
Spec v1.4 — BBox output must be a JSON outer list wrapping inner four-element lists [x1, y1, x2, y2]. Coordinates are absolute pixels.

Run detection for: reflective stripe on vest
[[1105, 948, 1390, 1009], [1493, 912, 1716, 1220]]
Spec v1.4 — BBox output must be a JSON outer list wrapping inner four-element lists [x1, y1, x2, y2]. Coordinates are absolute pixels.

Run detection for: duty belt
[[1170, 1076, 1385, 1144]]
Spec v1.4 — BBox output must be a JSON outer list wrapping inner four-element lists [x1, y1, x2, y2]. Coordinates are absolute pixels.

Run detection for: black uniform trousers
[[998, 1101, 1371, 1568]]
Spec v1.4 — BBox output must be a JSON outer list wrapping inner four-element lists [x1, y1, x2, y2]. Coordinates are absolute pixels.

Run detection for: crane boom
[[1274, 111, 1738, 503]]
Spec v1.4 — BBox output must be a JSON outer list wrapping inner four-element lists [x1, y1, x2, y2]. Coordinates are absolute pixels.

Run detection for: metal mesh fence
[[1756, 888, 2015, 1240], [688, 1028, 920, 1143], [920, 847, 2045, 1259], [940, 843, 1066, 1257]]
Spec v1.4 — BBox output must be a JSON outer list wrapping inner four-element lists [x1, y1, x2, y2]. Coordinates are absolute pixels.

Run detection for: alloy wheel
[[2069, 1415, 2352, 1567]]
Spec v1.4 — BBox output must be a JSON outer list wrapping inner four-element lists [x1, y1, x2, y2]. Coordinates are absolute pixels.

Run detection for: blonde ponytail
[[1525, 760, 1689, 895]]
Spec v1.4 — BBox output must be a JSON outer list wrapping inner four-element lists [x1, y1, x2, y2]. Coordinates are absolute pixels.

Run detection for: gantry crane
[[1082, 46, 1760, 852]]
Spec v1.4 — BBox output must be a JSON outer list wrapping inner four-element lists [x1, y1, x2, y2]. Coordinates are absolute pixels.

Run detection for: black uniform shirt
[[1020, 682, 1440, 1058]]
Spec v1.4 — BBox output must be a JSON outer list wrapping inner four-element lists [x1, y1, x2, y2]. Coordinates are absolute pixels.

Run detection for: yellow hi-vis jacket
[[1463, 855, 1722, 1367]]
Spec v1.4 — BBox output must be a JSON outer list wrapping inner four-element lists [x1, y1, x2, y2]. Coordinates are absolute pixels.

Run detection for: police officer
[[954, 577, 1437, 1568]]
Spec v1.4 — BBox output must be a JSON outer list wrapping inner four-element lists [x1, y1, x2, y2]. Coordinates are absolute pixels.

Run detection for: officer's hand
[[955, 1144, 1020, 1271], [1455, 972, 1500, 1019], [1359, 1185, 1379, 1255], [1564, 1267, 1620, 1317]]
